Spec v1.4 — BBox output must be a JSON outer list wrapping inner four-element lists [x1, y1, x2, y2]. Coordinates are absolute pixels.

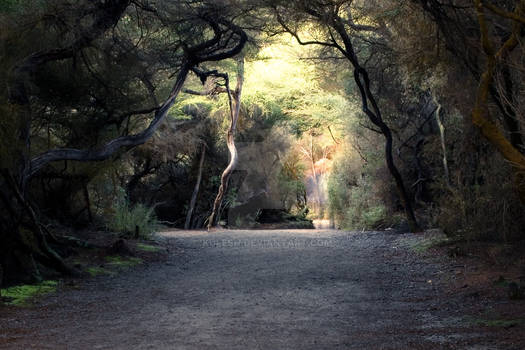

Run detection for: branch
[[396, 106, 438, 153], [191, 18, 248, 63], [21, 15, 249, 184], [24, 63, 191, 183], [345, 7, 382, 32], [274, 9, 338, 48], [482, 1, 525, 25]]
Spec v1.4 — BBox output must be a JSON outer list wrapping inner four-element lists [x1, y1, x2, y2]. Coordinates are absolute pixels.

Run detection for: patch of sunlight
[[1, 280, 58, 306]]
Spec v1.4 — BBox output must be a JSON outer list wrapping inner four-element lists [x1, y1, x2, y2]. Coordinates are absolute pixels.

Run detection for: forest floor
[[1, 228, 524, 349]]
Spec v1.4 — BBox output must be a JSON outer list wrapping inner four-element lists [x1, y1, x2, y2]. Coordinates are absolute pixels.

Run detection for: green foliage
[[224, 188, 239, 208], [107, 189, 160, 239], [277, 152, 307, 211], [1, 280, 57, 306], [242, 42, 349, 135], [435, 156, 525, 241], [0, 0, 22, 13], [327, 142, 400, 230], [360, 205, 388, 228]]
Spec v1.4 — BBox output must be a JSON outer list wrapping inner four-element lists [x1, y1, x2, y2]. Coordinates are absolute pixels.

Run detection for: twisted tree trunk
[[473, 0, 525, 202]]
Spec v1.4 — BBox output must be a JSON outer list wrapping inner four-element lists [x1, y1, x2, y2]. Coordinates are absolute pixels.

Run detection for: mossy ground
[[411, 236, 451, 253], [1, 230, 167, 308], [105, 255, 143, 268], [135, 243, 162, 252], [86, 267, 115, 277], [1, 280, 58, 306]]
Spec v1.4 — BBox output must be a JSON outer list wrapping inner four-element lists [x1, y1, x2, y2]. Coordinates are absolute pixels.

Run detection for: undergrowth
[[107, 189, 160, 239], [1, 280, 58, 306]]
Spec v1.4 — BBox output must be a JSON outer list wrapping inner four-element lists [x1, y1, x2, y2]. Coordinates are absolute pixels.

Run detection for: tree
[[185, 143, 207, 229], [0, 0, 248, 283], [267, 0, 420, 231], [471, 0, 525, 200], [206, 55, 245, 229]]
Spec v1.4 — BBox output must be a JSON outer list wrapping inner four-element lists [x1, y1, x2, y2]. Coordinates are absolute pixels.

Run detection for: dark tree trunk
[[83, 184, 93, 223], [331, 17, 421, 232], [353, 67, 420, 232], [0, 169, 81, 284], [185, 143, 206, 229]]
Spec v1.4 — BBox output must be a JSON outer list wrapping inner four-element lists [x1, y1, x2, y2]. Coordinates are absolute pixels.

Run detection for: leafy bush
[[327, 144, 399, 230], [107, 192, 160, 239], [436, 174, 525, 242], [362, 205, 388, 228], [277, 152, 307, 212]]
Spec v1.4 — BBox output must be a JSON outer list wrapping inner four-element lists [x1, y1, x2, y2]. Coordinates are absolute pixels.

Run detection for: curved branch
[[23, 15, 249, 184], [24, 63, 191, 183], [483, 1, 525, 25], [193, 19, 248, 63]]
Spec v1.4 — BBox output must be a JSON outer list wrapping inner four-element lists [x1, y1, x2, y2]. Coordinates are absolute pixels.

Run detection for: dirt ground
[[1, 229, 524, 349]]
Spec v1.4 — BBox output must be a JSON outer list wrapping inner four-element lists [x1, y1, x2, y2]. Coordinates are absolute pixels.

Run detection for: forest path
[[0, 229, 522, 349]]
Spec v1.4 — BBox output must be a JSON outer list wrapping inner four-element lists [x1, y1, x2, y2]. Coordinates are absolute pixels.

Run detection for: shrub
[[362, 205, 388, 228], [436, 176, 525, 242], [328, 146, 396, 230], [107, 194, 160, 239]]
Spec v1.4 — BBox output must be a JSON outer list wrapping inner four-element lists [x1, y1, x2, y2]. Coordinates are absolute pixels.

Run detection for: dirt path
[[1, 229, 524, 349]]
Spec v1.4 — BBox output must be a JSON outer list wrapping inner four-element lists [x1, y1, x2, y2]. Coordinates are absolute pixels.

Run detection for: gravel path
[[0, 229, 523, 349]]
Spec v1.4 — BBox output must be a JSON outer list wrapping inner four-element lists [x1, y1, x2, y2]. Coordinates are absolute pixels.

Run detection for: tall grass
[[107, 194, 160, 239]]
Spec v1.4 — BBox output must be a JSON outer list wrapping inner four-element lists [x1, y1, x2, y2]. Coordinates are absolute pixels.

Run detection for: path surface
[[1, 229, 523, 349]]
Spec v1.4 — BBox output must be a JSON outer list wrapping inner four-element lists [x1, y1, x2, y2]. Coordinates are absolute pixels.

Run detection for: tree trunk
[[309, 134, 321, 214], [208, 56, 245, 229], [473, 0, 525, 202], [185, 143, 206, 229], [352, 65, 420, 233], [83, 184, 93, 223], [432, 94, 451, 188], [332, 13, 420, 232], [0, 169, 81, 284]]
